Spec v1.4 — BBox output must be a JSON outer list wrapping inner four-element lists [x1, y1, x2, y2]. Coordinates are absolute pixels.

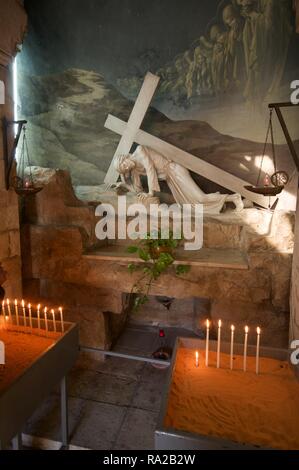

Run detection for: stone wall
[[21, 168, 294, 349], [0, 66, 22, 299]]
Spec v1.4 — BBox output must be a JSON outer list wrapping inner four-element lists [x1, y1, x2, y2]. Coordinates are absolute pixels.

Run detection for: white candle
[[14, 299, 19, 326], [0, 302, 6, 330], [243, 326, 249, 372], [230, 325, 235, 370], [28, 303, 33, 331], [205, 319, 210, 367], [37, 304, 41, 329], [6, 299, 12, 324], [21, 299, 26, 327], [256, 327, 261, 375], [217, 320, 222, 369], [59, 307, 64, 333], [44, 307, 48, 335], [51, 309, 57, 332], [195, 351, 199, 368]]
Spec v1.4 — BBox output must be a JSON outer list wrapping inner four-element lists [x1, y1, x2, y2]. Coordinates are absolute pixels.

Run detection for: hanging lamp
[[12, 126, 43, 196], [244, 109, 289, 196]]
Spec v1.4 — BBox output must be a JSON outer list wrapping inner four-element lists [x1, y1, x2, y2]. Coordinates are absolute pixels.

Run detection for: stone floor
[[23, 324, 196, 450]]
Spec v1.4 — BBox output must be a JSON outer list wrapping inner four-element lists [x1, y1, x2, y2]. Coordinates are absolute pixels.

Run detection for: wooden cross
[[104, 73, 275, 209], [104, 72, 160, 184]]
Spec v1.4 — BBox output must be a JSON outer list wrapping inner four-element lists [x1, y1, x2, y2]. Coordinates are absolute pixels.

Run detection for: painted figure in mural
[[114, 145, 244, 214], [171, 52, 193, 104], [235, 0, 292, 102], [222, 4, 245, 92], [193, 38, 214, 96], [210, 24, 228, 95]]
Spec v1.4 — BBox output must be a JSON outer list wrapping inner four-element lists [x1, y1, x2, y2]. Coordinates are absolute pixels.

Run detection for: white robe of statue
[[114, 145, 243, 214]]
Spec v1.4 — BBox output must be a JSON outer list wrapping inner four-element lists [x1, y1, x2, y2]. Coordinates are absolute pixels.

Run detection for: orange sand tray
[[164, 348, 299, 450], [0, 329, 62, 394]]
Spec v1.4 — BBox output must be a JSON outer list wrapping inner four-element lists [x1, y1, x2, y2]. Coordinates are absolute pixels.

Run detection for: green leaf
[[127, 246, 138, 253], [175, 264, 190, 276], [138, 248, 150, 262]]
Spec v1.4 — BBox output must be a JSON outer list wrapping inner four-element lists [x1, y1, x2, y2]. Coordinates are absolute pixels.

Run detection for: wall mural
[[18, 0, 299, 190]]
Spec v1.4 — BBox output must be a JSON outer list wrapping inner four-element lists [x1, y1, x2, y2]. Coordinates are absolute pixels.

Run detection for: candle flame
[[218, 320, 222, 328], [6, 299, 10, 305], [231, 325, 235, 331], [257, 327, 261, 335], [28, 303, 31, 308], [196, 351, 199, 359], [21, 299, 25, 308], [245, 326, 249, 334], [44, 307, 47, 313], [51, 309, 55, 314], [14, 299, 18, 306], [5, 316, 9, 321], [37, 304, 41, 310], [206, 319, 210, 328], [59, 307, 63, 313]]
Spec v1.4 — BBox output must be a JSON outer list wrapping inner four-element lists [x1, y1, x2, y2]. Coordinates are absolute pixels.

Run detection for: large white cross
[[104, 73, 275, 209], [104, 72, 160, 184]]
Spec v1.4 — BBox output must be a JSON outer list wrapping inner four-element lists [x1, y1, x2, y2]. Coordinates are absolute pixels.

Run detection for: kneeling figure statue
[[114, 145, 243, 214]]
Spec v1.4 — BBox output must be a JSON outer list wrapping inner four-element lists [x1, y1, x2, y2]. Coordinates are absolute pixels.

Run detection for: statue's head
[[114, 154, 136, 175], [0, 265, 7, 286]]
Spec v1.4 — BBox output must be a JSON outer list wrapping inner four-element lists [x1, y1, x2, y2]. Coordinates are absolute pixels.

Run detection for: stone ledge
[[83, 246, 249, 270]]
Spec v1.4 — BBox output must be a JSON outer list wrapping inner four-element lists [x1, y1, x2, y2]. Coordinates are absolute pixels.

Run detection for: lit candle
[[205, 319, 210, 367], [217, 320, 222, 368], [37, 304, 41, 329], [21, 299, 26, 327], [230, 325, 235, 370], [243, 326, 249, 372], [51, 309, 57, 333], [14, 299, 19, 326], [59, 307, 64, 333], [6, 299, 12, 324], [28, 303, 33, 331], [44, 307, 48, 335], [256, 327, 261, 375], [195, 351, 199, 368], [0, 302, 6, 329]]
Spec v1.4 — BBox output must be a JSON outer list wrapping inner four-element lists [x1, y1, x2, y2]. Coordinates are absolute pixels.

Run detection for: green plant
[[127, 231, 190, 311]]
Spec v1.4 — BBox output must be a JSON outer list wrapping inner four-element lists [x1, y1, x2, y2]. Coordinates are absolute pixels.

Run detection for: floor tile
[[113, 408, 158, 450], [131, 378, 166, 412], [76, 351, 145, 380], [68, 368, 138, 406]]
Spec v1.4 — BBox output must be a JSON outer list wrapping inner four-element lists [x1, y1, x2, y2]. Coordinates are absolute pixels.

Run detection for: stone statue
[[114, 145, 244, 214]]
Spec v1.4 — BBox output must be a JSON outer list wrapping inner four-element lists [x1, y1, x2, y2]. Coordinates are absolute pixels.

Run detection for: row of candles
[[195, 320, 261, 375], [1, 299, 65, 335]]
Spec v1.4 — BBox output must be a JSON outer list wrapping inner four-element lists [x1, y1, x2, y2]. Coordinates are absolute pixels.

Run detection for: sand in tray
[[164, 348, 299, 450], [0, 329, 61, 393]]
